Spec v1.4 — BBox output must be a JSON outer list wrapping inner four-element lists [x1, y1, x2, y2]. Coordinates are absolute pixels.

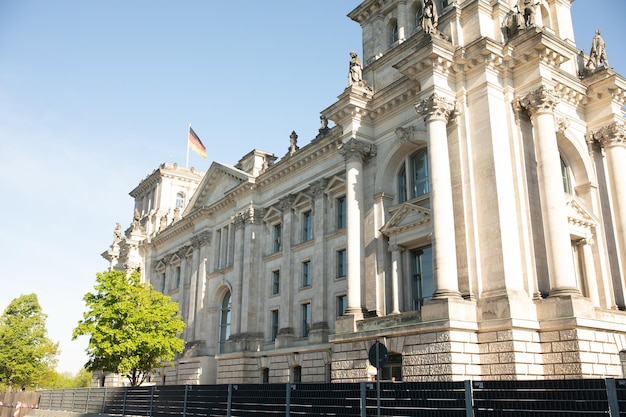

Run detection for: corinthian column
[[594, 122, 626, 284], [518, 87, 579, 295], [415, 93, 461, 298], [339, 138, 377, 316]]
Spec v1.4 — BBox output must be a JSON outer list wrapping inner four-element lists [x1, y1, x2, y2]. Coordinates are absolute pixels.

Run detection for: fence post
[[183, 385, 189, 417], [122, 386, 128, 416], [606, 378, 620, 417], [464, 380, 473, 417], [148, 385, 155, 417], [285, 384, 291, 417], [360, 382, 367, 417], [101, 387, 106, 415], [85, 388, 90, 413], [227, 384, 233, 417]]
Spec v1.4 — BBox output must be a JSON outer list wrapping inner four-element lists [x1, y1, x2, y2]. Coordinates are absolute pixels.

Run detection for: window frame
[[301, 302, 311, 337], [302, 260, 312, 287]]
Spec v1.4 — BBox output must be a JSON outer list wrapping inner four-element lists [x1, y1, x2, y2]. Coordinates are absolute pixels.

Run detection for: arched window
[[219, 291, 231, 353], [560, 156, 571, 194], [176, 192, 185, 209], [391, 23, 399, 44], [414, 4, 424, 30], [398, 148, 429, 203]]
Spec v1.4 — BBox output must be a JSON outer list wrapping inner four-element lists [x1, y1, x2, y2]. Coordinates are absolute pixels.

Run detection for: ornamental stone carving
[[338, 137, 377, 163], [310, 178, 329, 198], [592, 122, 626, 149], [190, 231, 212, 248], [395, 126, 414, 143], [279, 194, 296, 212], [518, 87, 561, 116], [415, 93, 458, 123]]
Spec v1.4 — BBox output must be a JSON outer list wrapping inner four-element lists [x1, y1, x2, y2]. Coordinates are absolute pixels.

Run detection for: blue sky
[[0, 1, 624, 375]]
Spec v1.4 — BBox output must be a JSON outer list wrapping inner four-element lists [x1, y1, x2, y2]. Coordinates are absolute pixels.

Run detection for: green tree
[[0, 294, 59, 390], [73, 270, 185, 386]]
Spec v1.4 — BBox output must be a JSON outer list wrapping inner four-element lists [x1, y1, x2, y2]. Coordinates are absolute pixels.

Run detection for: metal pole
[[606, 378, 620, 417], [464, 380, 473, 417], [376, 342, 381, 417]]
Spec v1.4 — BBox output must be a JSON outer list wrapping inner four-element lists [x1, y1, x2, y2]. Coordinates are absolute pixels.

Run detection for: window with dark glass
[[410, 246, 434, 311], [301, 303, 311, 337], [175, 266, 181, 288], [219, 292, 231, 353], [302, 260, 311, 287], [381, 353, 403, 381], [561, 156, 571, 194], [273, 223, 282, 252], [292, 366, 302, 383], [302, 211, 313, 241], [262, 368, 269, 384], [337, 295, 347, 317], [391, 22, 399, 44], [337, 196, 346, 229], [336, 249, 347, 278], [272, 270, 280, 295], [398, 148, 429, 203], [271, 309, 279, 341]]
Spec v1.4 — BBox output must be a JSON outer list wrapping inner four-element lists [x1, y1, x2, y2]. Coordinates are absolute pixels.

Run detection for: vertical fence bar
[[122, 386, 128, 417], [183, 385, 189, 417], [85, 388, 90, 413], [464, 380, 473, 417], [227, 384, 233, 417], [360, 382, 367, 417], [285, 384, 291, 417], [148, 385, 155, 417], [606, 378, 620, 417]]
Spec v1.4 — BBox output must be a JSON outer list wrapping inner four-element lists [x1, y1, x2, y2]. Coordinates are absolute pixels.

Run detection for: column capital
[[415, 93, 458, 123], [279, 194, 296, 212], [576, 237, 595, 247], [309, 178, 329, 198], [518, 87, 560, 116], [339, 137, 377, 163], [388, 243, 405, 253], [190, 230, 212, 248], [591, 122, 626, 149]]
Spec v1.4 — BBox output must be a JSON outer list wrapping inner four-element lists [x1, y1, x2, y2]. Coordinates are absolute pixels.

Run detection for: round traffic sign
[[368, 341, 388, 368]]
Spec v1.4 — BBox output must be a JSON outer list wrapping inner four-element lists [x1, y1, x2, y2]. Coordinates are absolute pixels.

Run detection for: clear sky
[[0, 1, 624, 375]]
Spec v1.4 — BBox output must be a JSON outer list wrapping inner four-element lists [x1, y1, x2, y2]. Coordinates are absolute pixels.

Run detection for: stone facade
[[104, 0, 626, 385]]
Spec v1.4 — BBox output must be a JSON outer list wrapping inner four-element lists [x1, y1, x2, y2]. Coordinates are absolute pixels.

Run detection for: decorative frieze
[[415, 93, 458, 123]]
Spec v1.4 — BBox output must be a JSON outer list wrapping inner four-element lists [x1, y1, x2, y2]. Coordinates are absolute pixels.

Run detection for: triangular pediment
[[292, 192, 313, 210], [566, 195, 599, 230], [325, 175, 346, 195], [263, 206, 283, 223], [185, 162, 252, 214], [156, 260, 166, 272], [380, 202, 431, 236]]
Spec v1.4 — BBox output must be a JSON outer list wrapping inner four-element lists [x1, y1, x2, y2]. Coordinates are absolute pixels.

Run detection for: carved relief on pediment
[[566, 195, 599, 238]]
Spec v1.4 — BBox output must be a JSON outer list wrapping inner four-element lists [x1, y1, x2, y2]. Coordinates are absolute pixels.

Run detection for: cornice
[[369, 77, 421, 120], [506, 27, 570, 71], [348, 0, 390, 24], [255, 133, 343, 190], [454, 37, 506, 73], [392, 34, 456, 80], [151, 218, 195, 246], [130, 163, 204, 197]]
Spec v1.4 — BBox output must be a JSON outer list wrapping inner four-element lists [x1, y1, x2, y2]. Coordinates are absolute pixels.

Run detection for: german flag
[[188, 126, 207, 158]]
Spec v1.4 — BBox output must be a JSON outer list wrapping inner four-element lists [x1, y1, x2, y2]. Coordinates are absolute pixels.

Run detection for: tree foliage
[[0, 294, 59, 390], [73, 270, 185, 386]]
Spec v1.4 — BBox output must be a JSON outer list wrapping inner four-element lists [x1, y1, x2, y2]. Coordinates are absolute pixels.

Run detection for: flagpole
[[186, 124, 191, 168]]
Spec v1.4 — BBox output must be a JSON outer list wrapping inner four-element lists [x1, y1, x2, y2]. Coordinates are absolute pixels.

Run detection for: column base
[[421, 296, 476, 322], [335, 312, 364, 334]]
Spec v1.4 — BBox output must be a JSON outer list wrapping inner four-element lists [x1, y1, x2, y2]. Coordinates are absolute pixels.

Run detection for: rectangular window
[[337, 295, 347, 317], [302, 211, 313, 241], [302, 260, 311, 287], [337, 196, 346, 229], [272, 270, 280, 295], [160, 272, 166, 293], [271, 309, 279, 341], [410, 246, 434, 311], [336, 249, 347, 278], [301, 303, 311, 337], [273, 224, 282, 252]]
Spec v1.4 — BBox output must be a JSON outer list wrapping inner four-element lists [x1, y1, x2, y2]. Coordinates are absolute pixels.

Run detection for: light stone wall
[[103, 0, 626, 387]]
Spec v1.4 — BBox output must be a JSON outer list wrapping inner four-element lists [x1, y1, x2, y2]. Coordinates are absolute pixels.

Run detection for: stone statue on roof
[[586, 29, 609, 71]]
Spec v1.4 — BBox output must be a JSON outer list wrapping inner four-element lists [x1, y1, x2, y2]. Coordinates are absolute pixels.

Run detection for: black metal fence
[[36, 378, 626, 417]]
